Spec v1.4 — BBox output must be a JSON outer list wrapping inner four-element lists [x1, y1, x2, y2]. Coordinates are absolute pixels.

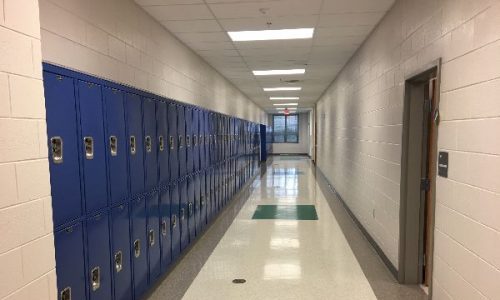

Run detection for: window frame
[[272, 114, 299, 144]]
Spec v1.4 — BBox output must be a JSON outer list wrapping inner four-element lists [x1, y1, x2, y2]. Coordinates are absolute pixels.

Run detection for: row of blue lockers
[[43, 64, 265, 300]]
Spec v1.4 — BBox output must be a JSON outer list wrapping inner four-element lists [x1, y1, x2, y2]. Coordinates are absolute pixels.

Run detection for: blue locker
[[55, 222, 86, 300], [86, 212, 112, 300], [187, 175, 196, 242], [209, 168, 216, 219], [193, 109, 200, 172], [168, 103, 179, 182], [199, 111, 206, 170], [78, 80, 108, 213], [170, 182, 181, 260], [179, 178, 189, 250], [159, 188, 172, 273], [111, 204, 133, 300], [44, 72, 83, 227], [178, 105, 187, 177], [157, 101, 169, 185], [199, 171, 207, 228], [125, 93, 145, 196], [147, 191, 161, 281], [194, 173, 202, 234], [103, 87, 128, 206], [185, 107, 194, 174], [143, 98, 158, 190], [131, 197, 148, 299]]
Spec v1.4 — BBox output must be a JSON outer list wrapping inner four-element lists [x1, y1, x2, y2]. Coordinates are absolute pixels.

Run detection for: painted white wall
[[270, 113, 310, 154], [38, 0, 267, 124], [0, 0, 56, 299], [315, 0, 500, 298]]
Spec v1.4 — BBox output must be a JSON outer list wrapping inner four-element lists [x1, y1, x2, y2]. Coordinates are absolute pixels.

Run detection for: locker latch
[[134, 239, 140, 258], [110, 136, 118, 156], [130, 136, 136, 155], [172, 215, 177, 228], [84, 137, 94, 160], [50, 136, 63, 164], [145, 136, 152, 153], [200, 195, 205, 207], [186, 135, 191, 148], [148, 229, 155, 246], [169, 136, 175, 150], [205, 135, 209, 145], [188, 202, 193, 217], [161, 220, 168, 236], [180, 208, 185, 220], [61, 287, 71, 300], [178, 135, 184, 148], [90, 266, 100, 291], [159, 136, 165, 151], [193, 135, 198, 146], [114, 251, 123, 273]]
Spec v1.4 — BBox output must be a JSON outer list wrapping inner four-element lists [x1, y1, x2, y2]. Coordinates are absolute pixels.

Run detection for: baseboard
[[271, 153, 309, 156], [315, 167, 399, 279]]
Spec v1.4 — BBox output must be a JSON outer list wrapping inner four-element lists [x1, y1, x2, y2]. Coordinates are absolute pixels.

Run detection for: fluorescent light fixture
[[228, 28, 314, 42], [264, 87, 302, 92], [270, 97, 300, 100], [273, 103, 298, 106], [253, 69, 305, 76]]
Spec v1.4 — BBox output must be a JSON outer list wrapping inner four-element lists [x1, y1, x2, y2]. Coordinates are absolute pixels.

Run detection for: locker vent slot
[[145, 136, 152, 153], [91, 267, 100, 291], [50, 136, 63, 164], [169, 136, 174, 150], [109, 136, 118, 156], [130, 136, 136, 155], [61, 287, 71, 300], [84, 137, 94, 160], [134, 239, 141, 258], [114, 251, 123, 273], [159, 136, 164, 151], [161, 220, 167, 236]]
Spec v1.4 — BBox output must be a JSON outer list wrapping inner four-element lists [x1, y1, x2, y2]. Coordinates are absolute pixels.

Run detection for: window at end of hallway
[[272, 114, 299, 143]]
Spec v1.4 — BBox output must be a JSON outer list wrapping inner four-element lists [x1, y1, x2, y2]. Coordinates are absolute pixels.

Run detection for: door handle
[[90, 266, 100, 291], [84, 137, 94, 160], [109, 136, 118, 156], [50, 136, 63, 164], [130, 136, 136, 155], [114, 251, 123, 273]]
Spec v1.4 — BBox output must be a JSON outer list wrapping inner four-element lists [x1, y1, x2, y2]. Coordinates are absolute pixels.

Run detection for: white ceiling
[[135, 0, 394, 113]]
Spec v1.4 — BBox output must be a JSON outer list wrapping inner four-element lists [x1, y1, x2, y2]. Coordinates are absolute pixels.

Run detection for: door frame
[[398, 59, 441, 296]]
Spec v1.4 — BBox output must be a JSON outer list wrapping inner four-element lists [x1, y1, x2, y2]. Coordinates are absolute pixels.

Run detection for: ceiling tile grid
[[135, 0, 394, 112]]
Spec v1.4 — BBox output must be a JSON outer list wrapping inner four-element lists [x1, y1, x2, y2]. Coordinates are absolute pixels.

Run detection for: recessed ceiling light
[[228, 28, 314, 42], [270, 97, 300, 100], [264, 87, 302, 91], [253, 69, 305, 76], [273, 103, 298, 106]]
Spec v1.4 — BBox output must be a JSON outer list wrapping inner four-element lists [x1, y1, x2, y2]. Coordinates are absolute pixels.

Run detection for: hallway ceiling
[[135, 0, 394, 113]]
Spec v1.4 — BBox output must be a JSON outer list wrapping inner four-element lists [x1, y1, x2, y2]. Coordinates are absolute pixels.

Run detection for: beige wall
[[0, 0, 56, 299], [316, 0, 500, 298], [270, 113, 311, 154], [38, 0, 267, 124]]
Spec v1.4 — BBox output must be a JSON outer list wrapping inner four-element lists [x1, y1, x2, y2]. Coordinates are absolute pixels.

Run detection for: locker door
[[185, 107, 193, 174], [111, 204, 133, 300], [143, 98, 158, 191], [209, 113, 215, 165], [78, 80, 108, 213], [199, 111, 206, 170], [55, 222, 86, 300], [44, 72, 83, 226], [199, 171, 207, 229], [170, 182, 181, 260], [193, 110, 200, 172], [194, 173, 202, 235], [177, 105, 187, 177], [168, 103, 179, 182], [159, 188, 172, 273], [187, 175, 196, 242], [131, 197, 148, 299], [179, 178, 189, 250], [126, 93, 145, 196], [87, 212, 112, 300], [157, 101, 169, 185], [103, 87, 128, 206], [209, 168, 216, 218], [147, 191, 161, 281]]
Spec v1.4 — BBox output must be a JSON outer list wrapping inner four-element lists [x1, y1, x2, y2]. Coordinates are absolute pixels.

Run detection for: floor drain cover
[[232, 279, 246, 284]]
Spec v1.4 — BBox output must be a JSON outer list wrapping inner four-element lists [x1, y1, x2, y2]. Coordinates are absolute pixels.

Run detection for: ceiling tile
[[321, 0, 395, 14], [177, 32, 231, 43], [219, 15, 318, 31], [162, 20, 222, 33], [136, 0, 203, 5], [318, 12, 385, 27], [143, 4, 213, 21], [209, 0, 322, 19]]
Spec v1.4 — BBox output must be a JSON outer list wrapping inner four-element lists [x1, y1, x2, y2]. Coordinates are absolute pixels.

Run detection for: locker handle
[[172, 215, 177, 228], [193, 135, 197, 146], [148, 229, 155, 246], [130, 136, 136, 155], [90, 266, 100, 291], [50, 136, 63, 164], [114, 251, 123, 273], [169, 136, 175, 150], [188, 202, 193, 216], [178, 135, 184, 148], [200, 195, 205, 207], [161, 220, 168, 236], [186, 135, 191, 148], [110, 136, 118, 156], [159, 136, 165, 151], [84, 137, 94, 160], [205, 135, 209, 145], [134, 239, 140, 258], [180, 208, 185, 220], [61, 287, 71, 300], [145, 136, 152, 153]]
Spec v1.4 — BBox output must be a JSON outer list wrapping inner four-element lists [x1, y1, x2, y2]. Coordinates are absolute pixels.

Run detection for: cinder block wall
[[316, 0, 500, 298], [38, 0, 267, 124], [0, 0, 56, 299]]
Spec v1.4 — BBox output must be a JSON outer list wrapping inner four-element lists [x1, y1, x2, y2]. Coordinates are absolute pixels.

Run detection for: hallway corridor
[[148, 157, 427, 300]]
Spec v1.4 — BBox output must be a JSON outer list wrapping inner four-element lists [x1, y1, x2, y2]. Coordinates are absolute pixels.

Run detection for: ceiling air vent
[[281, 79, 302, 84]]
